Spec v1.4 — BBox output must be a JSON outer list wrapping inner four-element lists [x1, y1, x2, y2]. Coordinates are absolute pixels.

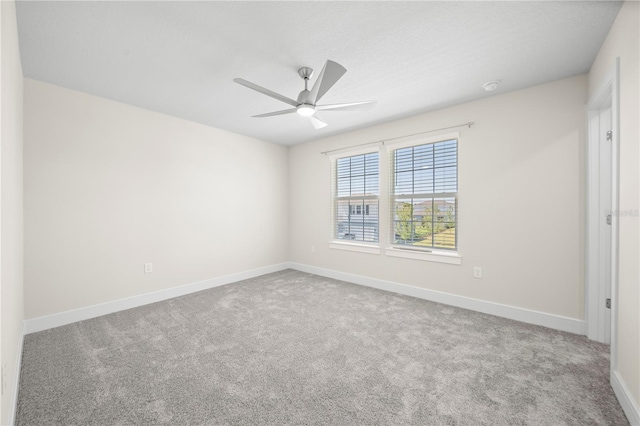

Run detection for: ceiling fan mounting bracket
[[297, 67, 314, 81]]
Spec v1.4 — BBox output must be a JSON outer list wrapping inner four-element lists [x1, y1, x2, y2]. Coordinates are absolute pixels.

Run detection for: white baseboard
[[8, 323, 25, 426], [24, 263, 289, 334], [23, 260, 586, 336], [612, 370, 640, 425], [289, 263, 586, 335]]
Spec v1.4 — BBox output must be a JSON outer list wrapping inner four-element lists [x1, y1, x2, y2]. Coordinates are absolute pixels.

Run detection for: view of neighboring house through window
[[391, 138, 457, 250], [333, 152, 379, 242]]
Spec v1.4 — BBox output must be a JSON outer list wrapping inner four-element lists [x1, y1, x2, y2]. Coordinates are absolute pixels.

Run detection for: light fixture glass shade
[[296, 104, 316, 116]]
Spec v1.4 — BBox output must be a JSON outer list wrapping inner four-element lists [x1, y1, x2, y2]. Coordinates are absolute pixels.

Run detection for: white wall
[[0, 0, 24, 423], [589, 0, 640, 411], [290, 75, 587, 321], [24, 79, 289, 319]]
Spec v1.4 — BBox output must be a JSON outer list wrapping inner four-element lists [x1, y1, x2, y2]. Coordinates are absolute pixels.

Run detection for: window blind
[[332, 152, 380, 243], [390, 139, 457, 250]]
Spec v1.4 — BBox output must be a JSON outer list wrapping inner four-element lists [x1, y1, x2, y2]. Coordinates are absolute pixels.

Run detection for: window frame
[[326, 133, 462, 264], [385, 132, 461, 262]]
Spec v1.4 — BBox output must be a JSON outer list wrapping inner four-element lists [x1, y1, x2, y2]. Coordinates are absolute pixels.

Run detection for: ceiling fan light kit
[[234, 60, 376, 129], [296, 105, 316, 116]]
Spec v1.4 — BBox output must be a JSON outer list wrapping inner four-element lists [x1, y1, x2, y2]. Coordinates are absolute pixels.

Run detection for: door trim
[[585, 59, 619, 365]]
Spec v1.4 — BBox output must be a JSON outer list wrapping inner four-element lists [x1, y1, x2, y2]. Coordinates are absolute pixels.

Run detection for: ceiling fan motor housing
[[297, 90, 312, 104], [297, 67, 314, 104]]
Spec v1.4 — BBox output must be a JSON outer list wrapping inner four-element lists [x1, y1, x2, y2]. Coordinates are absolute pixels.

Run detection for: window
[[333, 152, 379, 242], [390, 138, 457, 250], [328, 134, 460, 262]]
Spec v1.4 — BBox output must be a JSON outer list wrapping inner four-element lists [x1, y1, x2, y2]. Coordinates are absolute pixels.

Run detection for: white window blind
[[332, 152, 379, 242], [390, 138, 457, 250]]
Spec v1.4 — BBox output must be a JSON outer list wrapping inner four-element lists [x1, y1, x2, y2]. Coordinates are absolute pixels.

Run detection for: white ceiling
[[16, 1, 622, 146]]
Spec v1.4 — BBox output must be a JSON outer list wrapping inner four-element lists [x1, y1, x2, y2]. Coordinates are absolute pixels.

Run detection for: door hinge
[[606, 130, 613, 141], [606, 298, 611, 309], [606, 214, 612, 225]]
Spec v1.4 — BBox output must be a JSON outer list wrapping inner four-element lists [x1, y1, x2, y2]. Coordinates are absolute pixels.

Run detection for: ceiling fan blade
[[316, 100, 377, 112], [309, 60, 347, 104], [309, 114, 328, 129], [233, 78, 298, 107], [252, 108, 297, 118]]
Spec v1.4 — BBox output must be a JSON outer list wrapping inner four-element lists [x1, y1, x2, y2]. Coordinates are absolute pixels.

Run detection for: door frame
[[585, 58, 619, 366]]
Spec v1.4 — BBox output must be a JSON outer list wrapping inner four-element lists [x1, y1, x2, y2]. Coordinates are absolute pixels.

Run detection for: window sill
[[385, 247, 462, 264], [329, 241, 381, 255]]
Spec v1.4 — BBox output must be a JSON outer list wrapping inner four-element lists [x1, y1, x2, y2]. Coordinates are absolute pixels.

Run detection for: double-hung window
[[332, 151, 379, 243], [390, 138, 458, 250]]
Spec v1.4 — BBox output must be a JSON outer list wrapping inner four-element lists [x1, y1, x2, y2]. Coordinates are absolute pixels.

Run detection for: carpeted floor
[[16, 269, 628, 425]]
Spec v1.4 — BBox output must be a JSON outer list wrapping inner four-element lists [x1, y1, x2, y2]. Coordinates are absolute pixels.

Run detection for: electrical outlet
[[473, 266, 482, 279], [144, 263, 153, 274], [311, 245, 316, 253]]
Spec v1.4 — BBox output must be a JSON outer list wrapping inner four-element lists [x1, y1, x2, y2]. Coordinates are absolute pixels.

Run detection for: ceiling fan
[[233, 60, 376, 129]]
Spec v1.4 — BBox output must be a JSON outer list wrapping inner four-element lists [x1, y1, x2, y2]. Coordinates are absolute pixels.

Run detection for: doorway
[[586, 60, 619, 363]]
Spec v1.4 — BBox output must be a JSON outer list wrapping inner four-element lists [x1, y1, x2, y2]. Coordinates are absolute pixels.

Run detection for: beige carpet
[[16, 269, 629, 425]]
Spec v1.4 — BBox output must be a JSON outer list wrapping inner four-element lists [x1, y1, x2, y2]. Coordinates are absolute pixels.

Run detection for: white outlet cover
[[473, 267, 482, 278]]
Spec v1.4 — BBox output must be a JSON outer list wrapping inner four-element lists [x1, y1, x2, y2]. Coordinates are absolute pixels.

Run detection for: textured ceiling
[[16, 1, 622, 146]]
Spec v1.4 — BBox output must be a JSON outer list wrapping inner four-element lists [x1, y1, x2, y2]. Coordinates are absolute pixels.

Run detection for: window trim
[[385, 247, 461, 264], [330, 241, 381, 255]]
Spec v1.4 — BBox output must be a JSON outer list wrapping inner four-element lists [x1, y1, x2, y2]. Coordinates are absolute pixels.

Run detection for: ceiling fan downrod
[[297, 67, 314, 91]]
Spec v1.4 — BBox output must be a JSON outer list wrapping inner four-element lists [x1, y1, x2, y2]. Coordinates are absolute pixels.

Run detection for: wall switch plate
[[311, 245, 316, 253], [144, 263, 153, 274], [473, 267, 482, 279]]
